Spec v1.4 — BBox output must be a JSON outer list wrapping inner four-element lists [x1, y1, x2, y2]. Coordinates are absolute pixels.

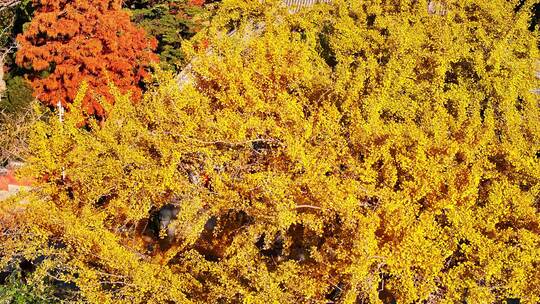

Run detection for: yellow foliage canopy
[[1, 0, 540, 303]]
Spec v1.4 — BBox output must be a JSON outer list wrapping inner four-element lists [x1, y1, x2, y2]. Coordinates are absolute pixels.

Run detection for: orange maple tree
[[16, 0, 158, 114]]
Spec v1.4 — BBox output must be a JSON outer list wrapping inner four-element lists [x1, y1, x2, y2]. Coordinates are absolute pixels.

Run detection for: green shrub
[[0, 76, 33, 115], [0, 268, 55, 304]]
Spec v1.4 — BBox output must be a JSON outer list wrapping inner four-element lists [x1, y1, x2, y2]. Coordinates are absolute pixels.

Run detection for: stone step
[[0, 166, 33, 191], [7, 184, 31, 193], [0, 185, 32, 201], [0, 190, 13, 201]]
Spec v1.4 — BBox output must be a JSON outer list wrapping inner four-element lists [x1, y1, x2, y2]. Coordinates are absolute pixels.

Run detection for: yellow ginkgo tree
[[1, 0, 539, 303]]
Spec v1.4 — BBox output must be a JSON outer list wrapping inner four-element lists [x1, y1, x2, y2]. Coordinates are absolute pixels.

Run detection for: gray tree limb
[[0, 0, 20, 13]]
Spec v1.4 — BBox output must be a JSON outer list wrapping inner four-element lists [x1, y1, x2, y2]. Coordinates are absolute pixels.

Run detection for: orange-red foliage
[[188, 0, 205, 6], [16, 0, 158, 115]]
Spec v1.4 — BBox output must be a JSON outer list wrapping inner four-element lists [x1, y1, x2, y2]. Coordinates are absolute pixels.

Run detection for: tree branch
[[0, 0, 20, 13]]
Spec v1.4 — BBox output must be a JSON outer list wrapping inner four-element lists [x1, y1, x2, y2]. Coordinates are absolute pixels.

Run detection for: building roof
[[283, 0, 331, 7], [283, 0, 331, 13]]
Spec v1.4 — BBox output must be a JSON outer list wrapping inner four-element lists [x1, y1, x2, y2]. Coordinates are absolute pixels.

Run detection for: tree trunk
[[0, 60, 6, 100]]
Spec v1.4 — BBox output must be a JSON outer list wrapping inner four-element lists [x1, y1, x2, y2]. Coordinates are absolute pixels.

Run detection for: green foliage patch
[[129, 0, 210, 70]]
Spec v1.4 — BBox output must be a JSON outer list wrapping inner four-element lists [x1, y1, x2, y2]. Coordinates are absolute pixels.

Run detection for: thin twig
[[0, 0, 20, 14], [295, 204, 323, 210], [165, 132, 283, 149]]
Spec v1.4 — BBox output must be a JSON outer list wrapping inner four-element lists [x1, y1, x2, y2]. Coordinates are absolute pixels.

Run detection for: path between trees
[[0, 161, 31, 201]]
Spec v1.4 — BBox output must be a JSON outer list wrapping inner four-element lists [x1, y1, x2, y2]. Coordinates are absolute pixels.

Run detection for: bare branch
[[163, 132, 284, 150], [0, 105, 41, 164], [295, 204, 324, 210], [0, 0, 20, 13], [0, 15, 17, 100]]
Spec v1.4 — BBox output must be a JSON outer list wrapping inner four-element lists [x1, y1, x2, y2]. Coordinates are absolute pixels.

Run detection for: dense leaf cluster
[[1, 0, 540, 303]]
